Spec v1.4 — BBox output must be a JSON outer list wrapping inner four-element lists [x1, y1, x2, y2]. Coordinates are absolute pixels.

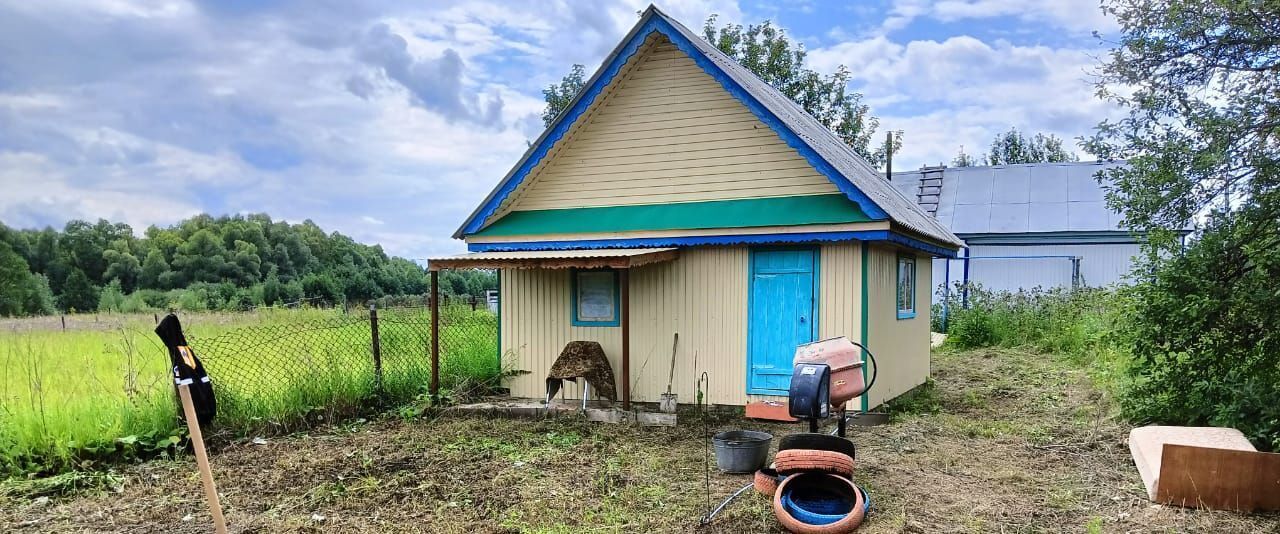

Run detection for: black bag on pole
[[155, 314, 217, 426]]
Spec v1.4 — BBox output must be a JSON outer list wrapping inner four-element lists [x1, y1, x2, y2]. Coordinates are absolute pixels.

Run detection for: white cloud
[[361, 215, 385, 225], [810, 32, 1117, 169], [880, 0, 1117, 35], [0, 153, 205, 232]]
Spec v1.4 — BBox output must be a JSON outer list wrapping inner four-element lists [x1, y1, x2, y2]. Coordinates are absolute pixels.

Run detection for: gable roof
[[890, 161, 1136, 235], [454, 5, 961, 249]]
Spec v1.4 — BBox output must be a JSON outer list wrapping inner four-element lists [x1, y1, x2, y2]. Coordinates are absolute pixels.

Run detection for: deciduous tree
[[1087, 0, 1280, 450]]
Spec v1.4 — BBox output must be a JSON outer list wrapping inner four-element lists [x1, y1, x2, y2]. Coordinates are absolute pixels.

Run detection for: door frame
[[746, 245, 820, 396]]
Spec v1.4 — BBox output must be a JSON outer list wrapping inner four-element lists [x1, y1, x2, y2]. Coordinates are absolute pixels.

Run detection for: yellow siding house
[[430, 6, 962, 411]]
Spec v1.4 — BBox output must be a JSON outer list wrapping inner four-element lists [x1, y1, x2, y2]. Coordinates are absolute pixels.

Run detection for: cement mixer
[[787, 337, 877, 436]]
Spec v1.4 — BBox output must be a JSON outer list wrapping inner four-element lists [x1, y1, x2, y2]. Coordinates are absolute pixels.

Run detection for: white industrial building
[[890, 161, 1166, 299]]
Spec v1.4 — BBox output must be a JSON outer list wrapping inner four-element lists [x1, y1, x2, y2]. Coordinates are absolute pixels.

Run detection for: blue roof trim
[[468, 230, 958, 258], [458, 14, 888, 237]]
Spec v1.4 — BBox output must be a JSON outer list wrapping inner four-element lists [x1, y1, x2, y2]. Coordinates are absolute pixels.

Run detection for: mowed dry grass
[[3, 348, 1278, 533]]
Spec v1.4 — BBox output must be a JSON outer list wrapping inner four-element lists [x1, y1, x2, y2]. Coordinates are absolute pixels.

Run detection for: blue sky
[[0, 0, 1120, 260]]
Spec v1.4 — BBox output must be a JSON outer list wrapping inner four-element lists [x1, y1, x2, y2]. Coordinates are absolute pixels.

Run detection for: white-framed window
[[572, 269, 619, 326], [896, 254, 916, 319]]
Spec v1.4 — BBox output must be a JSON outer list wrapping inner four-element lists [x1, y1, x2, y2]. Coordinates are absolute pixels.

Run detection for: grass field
[[3, 347, 1276, 532], [0, 307, 499, 475]]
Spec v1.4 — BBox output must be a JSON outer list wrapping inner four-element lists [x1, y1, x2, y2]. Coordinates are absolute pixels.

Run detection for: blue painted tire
[[772, 473, 866, 533]]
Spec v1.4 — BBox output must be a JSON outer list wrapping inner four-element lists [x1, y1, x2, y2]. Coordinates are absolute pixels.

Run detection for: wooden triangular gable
[[491, 34, 841, 215]]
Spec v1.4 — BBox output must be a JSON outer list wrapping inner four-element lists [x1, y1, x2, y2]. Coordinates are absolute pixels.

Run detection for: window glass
[[897, 256, 916, 318], [575, 270, 617, 324]]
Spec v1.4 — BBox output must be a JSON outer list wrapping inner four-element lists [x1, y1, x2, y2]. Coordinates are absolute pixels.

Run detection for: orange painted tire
[[772, 473, 866, 534], [775, 449, 854, 477], [754, 467, 781, 496]]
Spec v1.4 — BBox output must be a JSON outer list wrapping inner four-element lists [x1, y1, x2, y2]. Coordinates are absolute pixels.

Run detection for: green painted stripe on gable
[[474, 194, 874, 237]]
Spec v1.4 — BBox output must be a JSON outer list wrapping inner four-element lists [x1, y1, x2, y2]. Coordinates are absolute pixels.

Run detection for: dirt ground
[[3, 348, 1278, 533]]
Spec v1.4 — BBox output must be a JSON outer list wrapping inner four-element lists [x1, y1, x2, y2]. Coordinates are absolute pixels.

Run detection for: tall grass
[[937, 284, 1116, 357], [0, 307, 498, 475], [935, 284, 1134, 407]]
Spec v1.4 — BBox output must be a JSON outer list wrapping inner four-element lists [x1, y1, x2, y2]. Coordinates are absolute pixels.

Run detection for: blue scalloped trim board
[[459, 14, 889, 236], [467, 230, 959, 258]]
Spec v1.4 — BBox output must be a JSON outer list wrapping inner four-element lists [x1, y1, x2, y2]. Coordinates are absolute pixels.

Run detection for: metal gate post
[[942, 258, 951, 332]]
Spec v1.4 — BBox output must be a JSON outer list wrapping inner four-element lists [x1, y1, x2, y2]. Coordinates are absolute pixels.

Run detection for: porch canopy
[[427, 247, 678, 271], [425, 247, 677, 411]]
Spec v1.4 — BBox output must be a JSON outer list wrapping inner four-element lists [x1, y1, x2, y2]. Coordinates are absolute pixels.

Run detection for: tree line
[[0, 214, 494, 316]]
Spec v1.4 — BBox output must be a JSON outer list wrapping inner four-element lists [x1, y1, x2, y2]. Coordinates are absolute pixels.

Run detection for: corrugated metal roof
[[428, 248, 679, 270], [432, 248, 676, 261], [890, 161, 1133, 235]]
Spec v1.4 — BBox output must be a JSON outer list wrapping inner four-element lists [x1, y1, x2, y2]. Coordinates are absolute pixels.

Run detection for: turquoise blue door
[[748, 248, 818, 395]]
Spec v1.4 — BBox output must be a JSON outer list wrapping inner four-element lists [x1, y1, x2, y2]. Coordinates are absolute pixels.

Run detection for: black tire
[[777, 433, 855, 459]]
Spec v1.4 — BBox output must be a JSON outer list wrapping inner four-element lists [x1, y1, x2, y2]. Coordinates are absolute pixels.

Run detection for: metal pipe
[[960, 254, 1085, 260], [699, 483, 754, 525], [942, 258, 951, 332], [884, 131, 893, 181]]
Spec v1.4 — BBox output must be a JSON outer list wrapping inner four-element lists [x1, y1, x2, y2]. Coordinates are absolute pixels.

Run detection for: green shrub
[[97, 281, 127, 313], [133, 289, 170, 309], [118, 293, 153, 314], [1115, 215, 1280, 451], [173, 288, 208, 312]]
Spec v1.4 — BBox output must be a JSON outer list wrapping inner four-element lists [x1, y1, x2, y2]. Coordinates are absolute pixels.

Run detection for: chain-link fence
[[188, 298, 497, 435]]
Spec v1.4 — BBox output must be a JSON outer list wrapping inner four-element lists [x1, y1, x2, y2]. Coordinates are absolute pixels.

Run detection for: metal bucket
[[712, 430, 773, 473]]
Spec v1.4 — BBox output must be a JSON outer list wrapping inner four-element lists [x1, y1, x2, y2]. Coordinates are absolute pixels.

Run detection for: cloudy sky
[[0, 0, 1120, 260]]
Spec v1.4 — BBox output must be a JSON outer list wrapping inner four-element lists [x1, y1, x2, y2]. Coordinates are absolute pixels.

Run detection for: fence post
[[370, 304, 382, 393], [430, 270, 440, 402], [61, 315, 66, 331], [1071, 257, 1082, 290]]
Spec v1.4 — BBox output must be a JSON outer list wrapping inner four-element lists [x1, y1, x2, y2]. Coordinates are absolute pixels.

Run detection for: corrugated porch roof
[[428, 248, 678, 271]]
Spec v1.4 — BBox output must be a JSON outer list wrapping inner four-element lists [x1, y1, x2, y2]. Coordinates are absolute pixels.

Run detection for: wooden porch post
[[620, 268, 630, 411], [430, 269, 440, 400]]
